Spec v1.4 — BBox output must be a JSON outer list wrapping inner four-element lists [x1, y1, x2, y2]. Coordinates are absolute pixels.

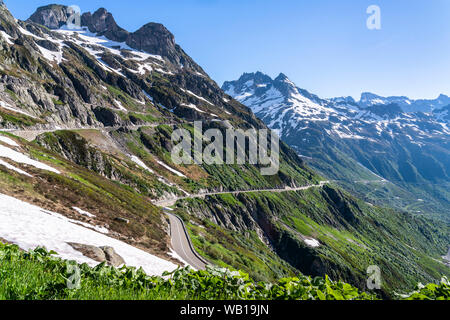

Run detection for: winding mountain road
[[1, 123, 179, 142], [159, 181, 329, 270], [3, 125, 329, 270], [154, 181, 329, 207], [165, 209, 208, 270]]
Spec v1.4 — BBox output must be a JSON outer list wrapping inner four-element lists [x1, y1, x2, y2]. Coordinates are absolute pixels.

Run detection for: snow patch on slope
[[0, 159, 32, 177], [168, 249, 191, 268], [0, 31, 14, 45], [156, 160, 186, 178], [130, 155, 154, 173], [0, 101, 37, 118], [72, 207, 96, 218], [0, 135, 19, 147], [181, 103, 205, 114], [181, 88, 214, 106], [0, 193, 178, 276], [0, 144, 60, 174], [304, 238, 320, 248], [113, 99, 127, 111], [36, 44, 64, 64], [55, 26, 166, 77]]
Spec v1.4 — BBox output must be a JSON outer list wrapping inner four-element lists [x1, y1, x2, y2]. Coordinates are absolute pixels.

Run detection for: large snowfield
[[0, 193, 178, 276]]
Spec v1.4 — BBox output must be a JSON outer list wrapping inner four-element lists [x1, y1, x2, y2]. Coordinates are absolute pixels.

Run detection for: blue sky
[[5, 0, 450, 99]]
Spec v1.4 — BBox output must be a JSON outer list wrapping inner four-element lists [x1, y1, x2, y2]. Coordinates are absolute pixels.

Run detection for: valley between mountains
[[0, 2, 448, 298], [224, 72, 450, 221]]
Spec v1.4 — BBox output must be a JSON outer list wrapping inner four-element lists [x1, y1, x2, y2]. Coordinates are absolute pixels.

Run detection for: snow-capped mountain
[[223, 72, 449, 140], [223, 72, 332, 136], [359, 92, 450, 113], [223, 72, 450, 217]]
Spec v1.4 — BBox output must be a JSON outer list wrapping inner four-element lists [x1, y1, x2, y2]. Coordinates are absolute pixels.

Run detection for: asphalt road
[[154, 181, 329, 207], [161, 181, 329, 270], [165, 209, 208, 270], [2, 123, 178, 141]]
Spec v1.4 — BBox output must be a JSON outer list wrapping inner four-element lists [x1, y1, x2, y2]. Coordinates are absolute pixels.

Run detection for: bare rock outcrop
[[68, 243, 125, 267]]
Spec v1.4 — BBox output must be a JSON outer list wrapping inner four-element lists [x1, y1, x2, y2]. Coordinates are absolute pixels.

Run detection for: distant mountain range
[[358, 92, 450, 114], [223, 72, 450, 219]]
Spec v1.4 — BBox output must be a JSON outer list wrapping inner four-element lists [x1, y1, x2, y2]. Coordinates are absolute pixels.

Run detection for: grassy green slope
[[0, 132, 172, 255], [175, 185, 450, 296], [25, 126, 450, 296]]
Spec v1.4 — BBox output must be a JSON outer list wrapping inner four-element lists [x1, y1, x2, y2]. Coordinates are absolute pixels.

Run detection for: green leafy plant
[[398, 277, 449, 300], [1, 243, 447, 300]]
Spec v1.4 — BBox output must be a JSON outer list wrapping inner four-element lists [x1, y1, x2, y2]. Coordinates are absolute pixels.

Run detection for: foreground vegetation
[[0, 243, 448, 300], [1, 131, 448, 298], [178, 188, 450, 295]]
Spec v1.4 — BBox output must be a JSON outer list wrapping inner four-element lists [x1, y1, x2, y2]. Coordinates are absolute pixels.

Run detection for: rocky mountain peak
[[222, 72, 273, 94], [222, 73, 256, 96], [359, 92, 413, 110], [272, 73, 303, 98], [436, 94, 450, 106], [0, 0, 10, 22], [81, 8, 128, 42], [126, 22, 176, 59], [330, 96, 357, 104], [0, 1, 20, 37], [224, 71, 331, 116], [359, 92, 383, 104], [274, 72, 289, 81], [359, 92, 450, 113], [27, 4, 191, 68], [223, 71, 317, 105], [28, 4, 74, 29], [245, 71, 273, 84]]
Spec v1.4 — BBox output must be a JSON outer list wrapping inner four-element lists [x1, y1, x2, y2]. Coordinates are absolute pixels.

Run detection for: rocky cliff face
[[28, 6, 204, 70], [28, 4, 75, 29], [81, 8, 128, 42], [127, 23, 175, 59], [0, 1, 20, 37], [0, 3, 260, 131]]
